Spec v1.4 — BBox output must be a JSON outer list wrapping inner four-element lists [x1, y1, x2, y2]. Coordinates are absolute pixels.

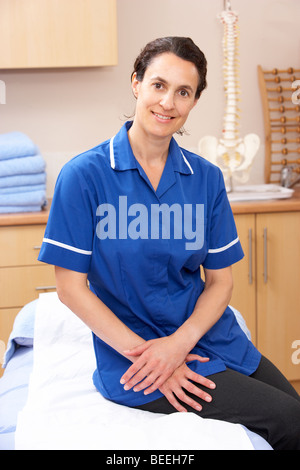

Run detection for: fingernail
[[120, 378, 125, 384], [210, 383, 216, 389], [205, 396, 212, 402], [124, 384, 130, 390]]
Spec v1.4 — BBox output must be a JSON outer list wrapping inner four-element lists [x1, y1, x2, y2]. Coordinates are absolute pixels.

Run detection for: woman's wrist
[[170, 325, 199, 359]]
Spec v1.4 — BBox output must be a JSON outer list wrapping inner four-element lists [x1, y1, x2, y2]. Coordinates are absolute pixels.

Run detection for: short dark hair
[[132, 37, 207, 99]]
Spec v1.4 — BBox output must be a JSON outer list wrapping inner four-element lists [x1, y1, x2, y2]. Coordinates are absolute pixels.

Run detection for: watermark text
[[292, 340, 300, 365], [0, 80, 6, 104], [96, 196, 204, 250], [292, 80, 300, 105]]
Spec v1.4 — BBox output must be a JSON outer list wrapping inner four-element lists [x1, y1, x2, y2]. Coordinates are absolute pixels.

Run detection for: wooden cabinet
[[0, 0, 118, 69], [0, 210, 55, 376], [230, 191, 300, 394], [229, 213, 256, 344]]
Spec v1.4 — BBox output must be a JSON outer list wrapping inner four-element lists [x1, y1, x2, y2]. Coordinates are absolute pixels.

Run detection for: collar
[[109, 121, 194, 175]]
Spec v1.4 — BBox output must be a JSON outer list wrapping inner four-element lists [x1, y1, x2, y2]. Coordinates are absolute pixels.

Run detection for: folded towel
[[0, 155, 46, 177], [0, 189, 47, 207], [0, 132, 38, 160], [0, 205, 44, 213], [0, 172, 46, 188], [2, 299, 37, 368], [0, 184, 46, 195]]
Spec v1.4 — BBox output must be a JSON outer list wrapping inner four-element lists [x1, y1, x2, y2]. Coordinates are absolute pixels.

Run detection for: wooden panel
[[0, 224, 46, 267], [0, 0, 118, 68], [258, 65, 300, 184], [0, 207, 49, 227], [291, 380, 300, 395], [256, 212, 300, 381], [0, 265, 56, 308], [231, 214, 257, 344]]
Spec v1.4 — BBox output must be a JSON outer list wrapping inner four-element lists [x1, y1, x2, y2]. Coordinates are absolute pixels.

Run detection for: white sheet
[[15, 293, 254, 450]]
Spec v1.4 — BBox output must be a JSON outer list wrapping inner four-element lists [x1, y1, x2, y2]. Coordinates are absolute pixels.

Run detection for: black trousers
[[134, 356, 300, 450]]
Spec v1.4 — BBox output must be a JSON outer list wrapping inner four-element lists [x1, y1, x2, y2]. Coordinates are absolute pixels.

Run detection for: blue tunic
[[38, 121, 261, 406]]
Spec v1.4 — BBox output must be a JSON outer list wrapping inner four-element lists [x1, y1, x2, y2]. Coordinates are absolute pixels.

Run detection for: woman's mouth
[[152, 112, 174, 121]]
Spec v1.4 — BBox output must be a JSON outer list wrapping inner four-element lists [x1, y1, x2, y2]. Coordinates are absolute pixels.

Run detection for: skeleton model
[[198, 0, 260, 191]]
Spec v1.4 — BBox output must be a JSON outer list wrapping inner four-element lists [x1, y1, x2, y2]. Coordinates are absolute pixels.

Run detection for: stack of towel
[[0, 131, 47, 213]]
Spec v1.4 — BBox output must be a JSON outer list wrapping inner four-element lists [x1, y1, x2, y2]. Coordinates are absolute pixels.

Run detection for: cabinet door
[[0, 0, 117, 68], [0, 265, 56, 308], [0, 224, 46, 267], [231, 214, 256, 344], [256, 212, 300, 382]]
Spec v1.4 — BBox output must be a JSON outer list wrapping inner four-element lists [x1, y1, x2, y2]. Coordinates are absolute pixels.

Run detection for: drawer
[[0, 224, 46, 267], [0, 265, 56, 308]]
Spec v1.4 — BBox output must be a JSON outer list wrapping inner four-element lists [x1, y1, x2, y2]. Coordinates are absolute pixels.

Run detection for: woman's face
[[131, 52, 199, 140]]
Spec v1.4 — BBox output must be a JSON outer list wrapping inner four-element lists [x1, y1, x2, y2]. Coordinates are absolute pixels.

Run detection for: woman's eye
[[154, 83, 163, 90], [179, 89, 189, 97]]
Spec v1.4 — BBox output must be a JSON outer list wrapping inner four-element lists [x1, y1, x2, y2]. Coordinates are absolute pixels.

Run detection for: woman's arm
[[121, 266, 233, 394], [55, 265, 230, 412], [172, 265, 234, 356], [55, 266, 145, 360]]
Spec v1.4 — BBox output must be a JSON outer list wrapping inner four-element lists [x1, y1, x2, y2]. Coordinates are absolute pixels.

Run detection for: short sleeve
[[38, 161, 96, 273], [202, 169, 244, 270]]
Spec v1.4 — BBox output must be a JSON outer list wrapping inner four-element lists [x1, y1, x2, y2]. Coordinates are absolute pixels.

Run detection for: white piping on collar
[[180, 149, 194, 175], [110, 134, 193, 175], [110, 135, 116, 169]]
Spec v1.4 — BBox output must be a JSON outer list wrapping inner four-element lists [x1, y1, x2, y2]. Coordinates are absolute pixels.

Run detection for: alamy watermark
[[292, 80, 300, 105], [0, 79, 6, 104], [95, 196, 204, 250], [0, 340, 5, 365], [292, 340, 300, 365]]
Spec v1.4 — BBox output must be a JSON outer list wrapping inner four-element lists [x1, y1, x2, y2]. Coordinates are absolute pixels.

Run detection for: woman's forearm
[[55, 266, 145, 361], [172, 266, 233, 355], [120, 266, 234, 394]]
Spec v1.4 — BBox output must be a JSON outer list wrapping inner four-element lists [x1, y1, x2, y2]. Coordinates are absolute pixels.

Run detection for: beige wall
[[1, 0, 300, 196]]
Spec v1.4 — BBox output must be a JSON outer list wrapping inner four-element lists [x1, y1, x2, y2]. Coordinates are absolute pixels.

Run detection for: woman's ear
[[131, 72, 139, 99]]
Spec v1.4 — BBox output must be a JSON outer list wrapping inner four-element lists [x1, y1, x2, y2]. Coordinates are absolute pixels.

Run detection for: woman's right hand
[[158, 354, 216, 413]]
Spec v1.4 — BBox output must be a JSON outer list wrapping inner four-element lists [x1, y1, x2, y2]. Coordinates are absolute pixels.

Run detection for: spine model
[[198, 1, 259, 190]]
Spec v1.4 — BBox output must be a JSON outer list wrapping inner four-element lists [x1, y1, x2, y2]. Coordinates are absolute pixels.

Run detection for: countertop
[[1, 187, 300, 226]]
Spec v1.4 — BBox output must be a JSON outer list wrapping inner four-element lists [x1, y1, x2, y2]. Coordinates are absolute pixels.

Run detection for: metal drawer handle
[[263, 227, 268, 284], [248, 228, 253, 285], [35, 286, 56, 291]]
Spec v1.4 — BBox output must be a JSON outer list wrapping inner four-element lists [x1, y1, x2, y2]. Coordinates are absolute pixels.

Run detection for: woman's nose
[[160, 91, 175, 110]]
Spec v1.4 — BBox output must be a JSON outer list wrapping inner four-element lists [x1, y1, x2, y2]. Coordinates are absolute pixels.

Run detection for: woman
[[39, 37, 300, 450]]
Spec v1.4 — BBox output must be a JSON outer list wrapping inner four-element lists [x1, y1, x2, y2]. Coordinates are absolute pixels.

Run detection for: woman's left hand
[[159, 354, 216, 412], [120, 336, 192, 393]]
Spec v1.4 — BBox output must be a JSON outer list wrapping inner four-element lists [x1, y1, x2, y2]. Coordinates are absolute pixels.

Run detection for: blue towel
[[2, 299, 37, 368], [0, 132, 38, 160], [0, 184, 46, 195], [0, 205, 44, 213], [0, 155, 46, 177], [0, 172, 46, 188], [0, 189, 47, 207]]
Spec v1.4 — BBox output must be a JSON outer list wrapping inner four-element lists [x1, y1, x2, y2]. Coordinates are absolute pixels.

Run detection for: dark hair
[[132, 36, 207, 99]]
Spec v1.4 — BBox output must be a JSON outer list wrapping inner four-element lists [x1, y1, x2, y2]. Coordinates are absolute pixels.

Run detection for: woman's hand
[[159, 354, 216, 413], [120, 335, 192, 393]]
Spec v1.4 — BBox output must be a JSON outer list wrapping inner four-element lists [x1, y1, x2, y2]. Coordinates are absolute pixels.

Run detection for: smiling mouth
[[152, 112, 174, 121]]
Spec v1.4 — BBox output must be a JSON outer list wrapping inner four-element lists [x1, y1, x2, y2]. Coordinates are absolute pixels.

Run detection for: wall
[[0, 0, 299, 196]]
